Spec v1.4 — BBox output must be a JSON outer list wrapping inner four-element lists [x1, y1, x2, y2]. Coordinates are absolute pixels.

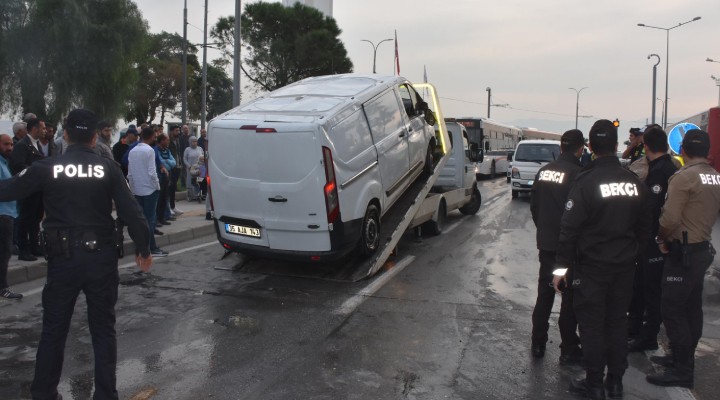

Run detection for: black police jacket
[[645, 154, 677, 238], [530, 152, 582, 251], [0, 144, 150, 256], [556, 156, 651, 272]]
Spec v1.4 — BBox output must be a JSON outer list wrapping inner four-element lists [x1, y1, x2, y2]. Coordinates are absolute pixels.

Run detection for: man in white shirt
[[128, 127, 167, 257]]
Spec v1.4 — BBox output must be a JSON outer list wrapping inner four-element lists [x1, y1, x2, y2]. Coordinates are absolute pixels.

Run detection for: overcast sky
[[134, 0, 720, 134]]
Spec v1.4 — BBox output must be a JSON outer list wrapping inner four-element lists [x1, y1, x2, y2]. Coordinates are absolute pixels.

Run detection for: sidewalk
[[6, 196, 215, 287]]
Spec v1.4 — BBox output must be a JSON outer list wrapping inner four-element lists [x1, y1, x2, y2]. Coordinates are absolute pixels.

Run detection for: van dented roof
[[220, 74, 405, 121]]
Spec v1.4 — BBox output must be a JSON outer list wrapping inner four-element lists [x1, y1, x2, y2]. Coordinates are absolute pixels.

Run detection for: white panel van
[[208, 74, 438, 261]]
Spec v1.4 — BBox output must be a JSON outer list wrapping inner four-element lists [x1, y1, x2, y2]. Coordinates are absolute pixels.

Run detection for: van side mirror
[[417, 100, 437, 126], [507, 152, 513, 161]]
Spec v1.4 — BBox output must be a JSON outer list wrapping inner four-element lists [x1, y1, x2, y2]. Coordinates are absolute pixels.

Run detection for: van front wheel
[[358, 204, 380, 257]]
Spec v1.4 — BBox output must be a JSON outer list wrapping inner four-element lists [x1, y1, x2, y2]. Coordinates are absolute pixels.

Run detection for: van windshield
[[514, 143, 560, 163]]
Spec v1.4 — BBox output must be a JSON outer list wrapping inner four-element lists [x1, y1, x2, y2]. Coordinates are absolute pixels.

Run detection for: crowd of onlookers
[[1, 113, 209, 299]]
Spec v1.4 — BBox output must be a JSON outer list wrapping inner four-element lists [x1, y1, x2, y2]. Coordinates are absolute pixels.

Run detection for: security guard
[[646, 129, 720, 388], [0, 109, 153, 400], [529, 129, 584, 363], [627, 126, 677, 352], [555, 119, 651, 400]]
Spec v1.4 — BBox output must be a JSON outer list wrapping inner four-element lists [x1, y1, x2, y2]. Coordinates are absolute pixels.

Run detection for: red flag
[[394, 30, 400, 75]]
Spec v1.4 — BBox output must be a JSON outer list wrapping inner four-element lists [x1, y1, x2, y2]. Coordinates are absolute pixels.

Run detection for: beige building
[[282, 0, 332, 17]]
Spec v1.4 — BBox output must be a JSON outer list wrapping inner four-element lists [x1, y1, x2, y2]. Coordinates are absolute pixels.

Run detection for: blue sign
[[668, 122, 700, 154]]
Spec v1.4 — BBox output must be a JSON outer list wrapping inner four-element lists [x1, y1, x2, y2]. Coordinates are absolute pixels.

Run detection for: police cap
[[66, 108, 97, 136], [561, 129, 584, 147], [682, 129, 710, 157]]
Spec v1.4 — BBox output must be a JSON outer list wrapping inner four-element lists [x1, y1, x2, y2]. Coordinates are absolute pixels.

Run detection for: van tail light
[[207, 175, 214, 212], [322, 146, 340, 224]]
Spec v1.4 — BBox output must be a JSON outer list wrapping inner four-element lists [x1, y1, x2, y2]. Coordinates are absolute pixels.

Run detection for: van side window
[[364, 91, 404, 141], [397, 84, 417, 117]]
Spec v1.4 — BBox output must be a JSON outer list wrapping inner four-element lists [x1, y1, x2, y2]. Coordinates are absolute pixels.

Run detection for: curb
[[6, 222, 216, 287]]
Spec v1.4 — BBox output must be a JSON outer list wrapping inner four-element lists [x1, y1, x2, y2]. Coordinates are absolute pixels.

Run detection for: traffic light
[[613, 119, 620, 127]]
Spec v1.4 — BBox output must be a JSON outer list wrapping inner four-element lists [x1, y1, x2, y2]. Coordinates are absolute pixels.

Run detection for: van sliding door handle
[[399, 132, 406, 138], [268, 196, 287, 203]]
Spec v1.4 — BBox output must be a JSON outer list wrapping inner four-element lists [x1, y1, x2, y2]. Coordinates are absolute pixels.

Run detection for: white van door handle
[[399, 131, 406, 138], [268, 196, 288, 203]]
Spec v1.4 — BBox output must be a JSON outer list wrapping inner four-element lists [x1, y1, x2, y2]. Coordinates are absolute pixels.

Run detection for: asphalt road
[[1, 178, 718, 400]]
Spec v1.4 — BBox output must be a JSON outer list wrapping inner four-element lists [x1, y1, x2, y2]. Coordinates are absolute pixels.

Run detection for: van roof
[[223, 74, 407, 121], [517, 139, 561, 145]]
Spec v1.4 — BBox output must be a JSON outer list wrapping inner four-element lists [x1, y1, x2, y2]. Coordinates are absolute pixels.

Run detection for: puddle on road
[[211, 315, 259, 332]]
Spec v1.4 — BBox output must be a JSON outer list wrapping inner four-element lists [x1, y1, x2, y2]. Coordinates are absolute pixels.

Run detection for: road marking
[[334, 255, 415, 315], [21, 241, 219, 297], [443, 219, 463, 235]]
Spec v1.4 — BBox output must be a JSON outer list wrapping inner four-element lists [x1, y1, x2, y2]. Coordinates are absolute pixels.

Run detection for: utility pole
[[569, 87, 588, 130], [201, 0, 208, 129], [182, 0, 188, 125], [233, 0, 242, 107], [486, 87, 491, 118]]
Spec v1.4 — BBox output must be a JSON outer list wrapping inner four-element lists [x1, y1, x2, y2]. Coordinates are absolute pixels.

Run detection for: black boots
[[646, 346, 694, 388], [532, 343, 545, 358], [569, 377, 606, 400], [604, 375, 623, 399], [627, 336, 659, 352]]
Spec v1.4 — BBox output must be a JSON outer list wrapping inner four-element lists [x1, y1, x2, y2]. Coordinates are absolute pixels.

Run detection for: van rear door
[[209, 120, 330, 251]]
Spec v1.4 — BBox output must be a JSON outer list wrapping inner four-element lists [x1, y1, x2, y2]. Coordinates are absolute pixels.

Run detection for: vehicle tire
[[511, 189, 519, 199], [423, 201, 446, 236], [506, 175, 511, 183], [459, 185, 482, 215], [357, 204, 380, 257], [490, 162, 496, 179], [423, 142, 435, 175]]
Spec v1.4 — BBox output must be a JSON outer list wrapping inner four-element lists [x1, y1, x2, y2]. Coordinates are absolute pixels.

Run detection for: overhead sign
[[668, 122, 700, 154]]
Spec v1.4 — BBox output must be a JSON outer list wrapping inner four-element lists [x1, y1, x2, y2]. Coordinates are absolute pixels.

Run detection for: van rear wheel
[[511, 189, 519, 199], [358, 204, 380, 257]]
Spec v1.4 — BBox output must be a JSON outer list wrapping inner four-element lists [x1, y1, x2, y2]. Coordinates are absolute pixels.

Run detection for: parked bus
[[450, 117, 521, 180]]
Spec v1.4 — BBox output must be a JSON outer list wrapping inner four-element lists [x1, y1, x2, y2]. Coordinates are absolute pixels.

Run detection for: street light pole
[[657, 98, 665, 127], [569, 87, 588, 130], [638, 16, 701, 130], [486, 87, 491, 118], [360, 38, 392, 73], [712, 75, 720, 106], [648, 54, 660, 124]]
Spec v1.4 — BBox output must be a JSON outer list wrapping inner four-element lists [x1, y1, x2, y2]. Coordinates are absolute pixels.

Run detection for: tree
[[0, 0, 147, 123], [189, 63, 233, 122], [125, 32, 200, 126], [211, 2, 353, 94]]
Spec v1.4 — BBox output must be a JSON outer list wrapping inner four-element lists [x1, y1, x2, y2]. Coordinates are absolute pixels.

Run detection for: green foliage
[[211, 2, 353, 93], [125, 31, 200, 125], [0, 0, 147, 124]]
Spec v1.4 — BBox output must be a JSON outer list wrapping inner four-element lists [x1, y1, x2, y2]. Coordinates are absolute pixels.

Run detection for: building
[[282, 0, 332, 17]]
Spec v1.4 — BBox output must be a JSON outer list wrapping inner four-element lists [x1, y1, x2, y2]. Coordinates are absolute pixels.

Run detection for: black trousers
[[638, 244, 665, 339], [31, 248, 119, 400], [662, 244, 714, 349], [18, 192, 43, 254], [531, 250, 581, 353], [573, 266, 634, 385], [157, 173, 169, 221], [169, 168, 180, 210], [0, 216, 13, 288]]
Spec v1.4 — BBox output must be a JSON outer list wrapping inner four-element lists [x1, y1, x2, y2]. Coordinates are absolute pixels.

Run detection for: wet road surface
[[1, 178, 719, 399]]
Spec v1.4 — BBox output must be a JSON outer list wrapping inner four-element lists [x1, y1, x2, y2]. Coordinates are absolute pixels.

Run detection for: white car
[[510, 140, 561, 198], [208, 74, 438, 261]]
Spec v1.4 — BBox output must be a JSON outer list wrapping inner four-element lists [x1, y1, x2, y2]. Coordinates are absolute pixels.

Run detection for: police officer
[[621, 127, 644, 163], [0, 109, 153, 400], [646, 129, 720, 389], [555, 119, 651, 400], [627, 126, 677, 352], [529, 129, 584, 363]]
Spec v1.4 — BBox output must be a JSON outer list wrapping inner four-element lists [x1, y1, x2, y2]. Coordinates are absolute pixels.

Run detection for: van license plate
[[225, 224, 261, 238]]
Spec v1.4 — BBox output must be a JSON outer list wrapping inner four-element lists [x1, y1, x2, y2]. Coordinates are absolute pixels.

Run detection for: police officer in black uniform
[[529, 129, 584, 363], [555, 119, 651, 400], [0, 109, 153, 400], [646, 129, 720, 388], [627, 126, 677, 352]]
